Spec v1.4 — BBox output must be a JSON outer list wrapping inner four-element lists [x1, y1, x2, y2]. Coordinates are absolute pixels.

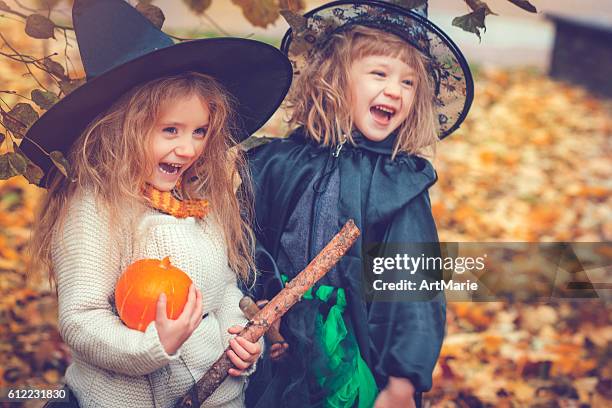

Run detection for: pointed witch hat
[[20, 0, 292, 186], [280, 0, 473, 139]]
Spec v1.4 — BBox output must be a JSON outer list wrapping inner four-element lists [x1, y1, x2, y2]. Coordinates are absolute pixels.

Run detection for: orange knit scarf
[[142, 182, 210, 219]]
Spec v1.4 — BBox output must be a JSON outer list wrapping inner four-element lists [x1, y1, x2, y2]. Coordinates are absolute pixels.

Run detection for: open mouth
[[370, 105, 396, 125], [158, 162, 183, 175]]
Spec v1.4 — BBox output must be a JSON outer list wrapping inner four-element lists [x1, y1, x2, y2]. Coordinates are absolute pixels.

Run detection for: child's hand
[[373, 376, 416, 408], [257, 300, 289, 361], [269, 342, 289, 360], [256, 300, 289, 361], [226, 325, 262, 376], [155, 284, 203, 356]]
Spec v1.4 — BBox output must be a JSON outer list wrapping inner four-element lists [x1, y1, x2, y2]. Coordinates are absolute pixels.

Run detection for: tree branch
[[201, 12, 231, 36], [175, 220, 361, 407], [0, 33, 47, 90]]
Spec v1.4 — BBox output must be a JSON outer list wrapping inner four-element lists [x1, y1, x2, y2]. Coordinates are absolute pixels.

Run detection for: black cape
[[245, 128, 446, 407]]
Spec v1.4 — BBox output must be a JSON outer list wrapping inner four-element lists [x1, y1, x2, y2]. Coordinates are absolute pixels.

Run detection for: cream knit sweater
[[52, 191, 256, 408]]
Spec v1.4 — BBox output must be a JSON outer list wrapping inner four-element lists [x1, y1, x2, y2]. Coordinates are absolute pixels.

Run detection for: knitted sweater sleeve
[[215, 266, 263, 376], [215, 273, 248, 346], [52, 193, 180, 376]]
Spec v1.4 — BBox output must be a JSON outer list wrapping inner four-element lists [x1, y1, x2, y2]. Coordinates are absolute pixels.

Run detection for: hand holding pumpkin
[[155, 284, 203, 356], [114, 257, 203, 355]]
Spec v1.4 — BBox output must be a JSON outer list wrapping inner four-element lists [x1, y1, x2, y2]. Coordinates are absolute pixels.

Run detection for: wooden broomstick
[[239, 296, 286, 345], [175, 219, 360, 407]]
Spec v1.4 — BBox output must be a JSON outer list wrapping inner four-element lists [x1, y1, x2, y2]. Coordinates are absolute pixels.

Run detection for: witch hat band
[[20, 0, 293, 186]]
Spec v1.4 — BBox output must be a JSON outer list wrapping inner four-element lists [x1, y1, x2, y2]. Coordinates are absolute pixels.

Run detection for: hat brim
[[280, 0, 474, 139], [21, 37, 292, 182]]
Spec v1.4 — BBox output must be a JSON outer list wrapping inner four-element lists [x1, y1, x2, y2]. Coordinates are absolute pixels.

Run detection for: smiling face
[[348, 55, 416, 142], [146, 94, 210, 191]]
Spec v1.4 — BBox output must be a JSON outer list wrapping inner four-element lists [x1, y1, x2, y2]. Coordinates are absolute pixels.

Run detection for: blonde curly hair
[[29, 72, 255, 287], [287, 26, 438, 158]]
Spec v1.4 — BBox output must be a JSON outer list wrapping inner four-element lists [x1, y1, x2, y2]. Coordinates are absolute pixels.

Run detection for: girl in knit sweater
[[30, 73, 260, 408], [25, 2, 292, 407]]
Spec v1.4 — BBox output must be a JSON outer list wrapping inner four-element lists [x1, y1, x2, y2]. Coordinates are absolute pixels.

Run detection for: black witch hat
[[20, 0, 292, 186], [281, 0, 474, 139]]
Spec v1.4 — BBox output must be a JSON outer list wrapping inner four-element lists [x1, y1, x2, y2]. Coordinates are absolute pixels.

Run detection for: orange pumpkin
[[115, 257, 193, 332]]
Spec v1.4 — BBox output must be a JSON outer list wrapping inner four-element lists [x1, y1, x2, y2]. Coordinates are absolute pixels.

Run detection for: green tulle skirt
[[282, 275, 378, 408]]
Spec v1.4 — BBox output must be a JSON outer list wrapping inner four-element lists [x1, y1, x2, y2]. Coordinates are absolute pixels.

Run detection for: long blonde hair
[[29, 72, 255, 287], [287, 26, 438, 157]]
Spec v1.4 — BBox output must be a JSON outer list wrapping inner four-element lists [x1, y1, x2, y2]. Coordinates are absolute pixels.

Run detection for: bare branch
[[0, 5, 28, 19], [0, 90, 33, 102], [21, 135, 50, 156], [14, 0, 42, 14], [0, 13, 27, 24], [201, 12, 231, 36], [1, 2, 73, 31], [62, 28, 70, 77], [0, 95, 13, 110], [167, 33, 193, 42], [0, 32, 48, 90]]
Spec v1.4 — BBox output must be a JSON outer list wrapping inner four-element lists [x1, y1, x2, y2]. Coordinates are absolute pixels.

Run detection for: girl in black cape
[[245, 1, 474, 407]]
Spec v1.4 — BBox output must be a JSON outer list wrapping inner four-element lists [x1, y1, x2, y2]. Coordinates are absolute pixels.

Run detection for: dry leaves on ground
[[1, 62, 610, 407]]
